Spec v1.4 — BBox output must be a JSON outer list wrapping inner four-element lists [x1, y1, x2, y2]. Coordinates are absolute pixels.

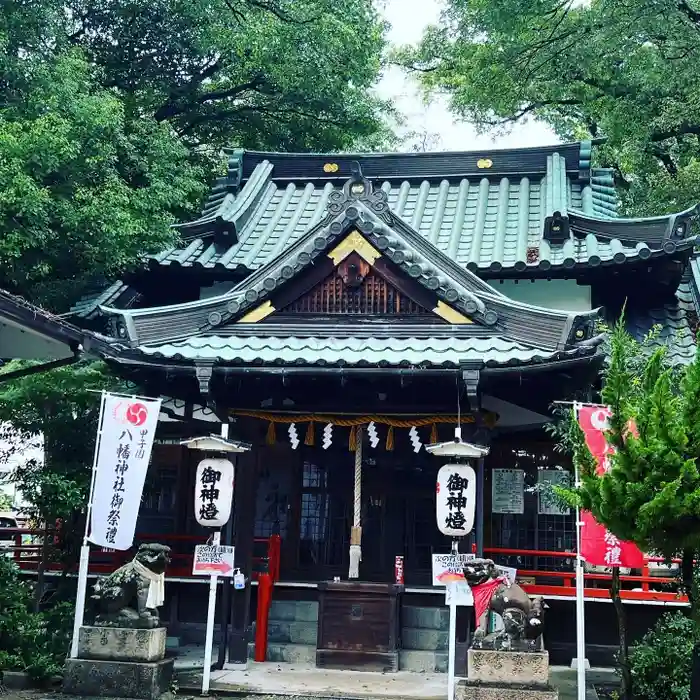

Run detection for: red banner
[[577, 406, 645, 568]]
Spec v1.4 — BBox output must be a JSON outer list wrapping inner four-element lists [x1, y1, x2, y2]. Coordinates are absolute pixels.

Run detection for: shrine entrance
[[253, 437, 471, 586]]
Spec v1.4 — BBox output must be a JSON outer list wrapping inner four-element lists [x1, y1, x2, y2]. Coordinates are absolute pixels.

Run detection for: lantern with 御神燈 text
[[195, 458, 234, 528], [436, 464, 476, 537]]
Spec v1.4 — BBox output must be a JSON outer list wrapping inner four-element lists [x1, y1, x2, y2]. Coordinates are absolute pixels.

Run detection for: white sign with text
[[432, 552, 476, 586], [192, 545, 235, 577]]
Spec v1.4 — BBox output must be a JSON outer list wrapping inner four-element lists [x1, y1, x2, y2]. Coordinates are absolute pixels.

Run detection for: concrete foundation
[[458, 681, 559, 700], [63, 657, 174, 699], [64, 626, 172, 700]]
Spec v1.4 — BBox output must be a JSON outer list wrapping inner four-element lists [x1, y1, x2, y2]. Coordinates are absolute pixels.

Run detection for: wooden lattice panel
[[282, 268, 431, 316]]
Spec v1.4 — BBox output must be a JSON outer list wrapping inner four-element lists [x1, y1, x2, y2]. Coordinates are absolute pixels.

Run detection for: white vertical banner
[[88, 394, 161, 550]]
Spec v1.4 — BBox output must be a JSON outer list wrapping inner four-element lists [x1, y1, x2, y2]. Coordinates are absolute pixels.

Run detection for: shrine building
[[64, 141, 699, 670]]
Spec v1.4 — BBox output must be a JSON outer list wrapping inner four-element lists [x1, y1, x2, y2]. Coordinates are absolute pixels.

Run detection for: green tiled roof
[[105, 196, 601, 356], [134, 334, 597, 369], [152, 142, 697, 274], [627, 280, 698, 365]]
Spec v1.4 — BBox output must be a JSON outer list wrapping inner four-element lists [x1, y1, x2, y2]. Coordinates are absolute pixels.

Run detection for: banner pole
[[447, 539, 458, 700], [202, 421, 230, 694], [573, 402, 587, 700], [202, 530, 221, 695], [70, 390, 107, 659]]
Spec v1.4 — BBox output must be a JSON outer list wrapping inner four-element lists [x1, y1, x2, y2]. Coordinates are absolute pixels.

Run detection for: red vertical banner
[[577, 406, 645, 568]]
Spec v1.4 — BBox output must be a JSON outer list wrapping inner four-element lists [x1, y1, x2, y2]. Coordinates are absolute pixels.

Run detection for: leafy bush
[[0, 556, 73, 681], [630, 612, 699, 700]]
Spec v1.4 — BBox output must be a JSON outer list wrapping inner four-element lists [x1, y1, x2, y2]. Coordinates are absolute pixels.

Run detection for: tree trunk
[[33, 520, 50, 612], [611, 566, 633, 700], [683, 549, 700, 700]]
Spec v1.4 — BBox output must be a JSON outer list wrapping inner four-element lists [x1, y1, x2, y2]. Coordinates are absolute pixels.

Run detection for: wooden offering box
[[316, 581, 404, 672]]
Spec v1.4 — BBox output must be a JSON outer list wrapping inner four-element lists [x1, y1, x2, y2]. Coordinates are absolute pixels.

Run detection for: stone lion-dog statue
[[89, 543, 171, 629], [462, 557, 547, 651]]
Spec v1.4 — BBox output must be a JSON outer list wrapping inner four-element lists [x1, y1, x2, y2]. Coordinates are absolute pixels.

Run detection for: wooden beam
[[328, 231, 381, 265], [372, 257, 438, 313], [237, 300, 275, 323], [271, 256, 336, 310], [433, 300, 472, 325]]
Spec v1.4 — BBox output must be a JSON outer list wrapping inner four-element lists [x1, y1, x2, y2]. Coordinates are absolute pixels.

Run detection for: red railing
[[3, 528, 283, 662], [484, 547, 687, 603], [2, 529, 281, 582]]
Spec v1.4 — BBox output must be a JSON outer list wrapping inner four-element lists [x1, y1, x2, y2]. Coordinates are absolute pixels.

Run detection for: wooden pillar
[[475, 457, 485, 557], [228, 448, 259, 665]]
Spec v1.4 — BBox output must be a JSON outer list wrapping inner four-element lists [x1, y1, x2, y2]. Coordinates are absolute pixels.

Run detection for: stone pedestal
[[78, 626, 167, 662], [457, 649, 558, 700], [64, 627, 173, 700]]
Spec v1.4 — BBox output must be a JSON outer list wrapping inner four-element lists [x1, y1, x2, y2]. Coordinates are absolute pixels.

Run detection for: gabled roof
[[150, 141, 698, 275], [98, 170, 603, 372]]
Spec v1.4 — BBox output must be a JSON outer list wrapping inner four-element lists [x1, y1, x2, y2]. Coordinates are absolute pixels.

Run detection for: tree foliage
[[0, 50, 209, 309], [398, 0, 700, 215], [0, 362, 120, 568], [4, 0, 391, 153], [0, 0, 391, 308], [558, 320, 700, 566]]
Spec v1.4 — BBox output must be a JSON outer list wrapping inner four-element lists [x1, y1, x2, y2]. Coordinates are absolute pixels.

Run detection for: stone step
[[267, 619, 317, 645], [264, 642, 317, 665], [401, 606, 449, 631], [268, 600, 319, 623], [401, 627, 448, 651], [399, 649, 448, 673]]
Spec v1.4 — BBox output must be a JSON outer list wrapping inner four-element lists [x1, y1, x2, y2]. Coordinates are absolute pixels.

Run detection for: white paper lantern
[[436, 464, 476, 537], [195, 458, 234, 528]]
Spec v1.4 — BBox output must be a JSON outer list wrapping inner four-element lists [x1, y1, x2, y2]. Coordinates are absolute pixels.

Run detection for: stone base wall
[[468, 648, 550, 684], [63, 658, 174, 700], [458, 682, 558, 700]]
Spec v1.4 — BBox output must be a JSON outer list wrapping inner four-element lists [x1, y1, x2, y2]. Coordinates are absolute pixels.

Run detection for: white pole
[[70, 390, 107, 659], [202, 530, 221, 695], [447, 539, 458, 700], [447, 599, 457, 700], [202, 422, 229, 695], [573, 402, 587, 700]]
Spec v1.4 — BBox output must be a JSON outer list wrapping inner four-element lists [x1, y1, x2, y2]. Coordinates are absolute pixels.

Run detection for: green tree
[[0, 493, 12, 510], [552, 321, 700, 699], [0, 0, 392, 624], [397, 0, 700, 215], [0, 50, 209, 310], [3, 0, 391, 154], [0, 361, 121, 603]]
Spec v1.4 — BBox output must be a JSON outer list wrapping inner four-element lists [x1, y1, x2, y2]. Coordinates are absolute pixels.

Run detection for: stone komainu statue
[[463, 558, 548, 651], [90, 543, 171, 629]]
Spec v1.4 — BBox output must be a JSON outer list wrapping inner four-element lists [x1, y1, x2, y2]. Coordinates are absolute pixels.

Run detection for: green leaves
[[554, 320, 700, 558], [0, 50, 208, 309], [400, 0, 700, 216]]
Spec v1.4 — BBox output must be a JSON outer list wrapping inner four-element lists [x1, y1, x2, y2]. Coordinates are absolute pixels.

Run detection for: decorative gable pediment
[[235, 228, 473, 325]]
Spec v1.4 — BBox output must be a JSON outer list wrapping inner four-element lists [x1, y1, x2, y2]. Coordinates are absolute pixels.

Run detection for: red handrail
[[5, 529, 282, 583], [483, 546, 687, 603]]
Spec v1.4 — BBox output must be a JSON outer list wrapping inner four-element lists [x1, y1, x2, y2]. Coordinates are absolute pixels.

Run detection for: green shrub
[[0, 556, 73, 681], [630, 612, 699, 700]]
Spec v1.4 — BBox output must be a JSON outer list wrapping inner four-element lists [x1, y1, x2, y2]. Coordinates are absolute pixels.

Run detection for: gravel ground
[[0, 689, 318, 700]]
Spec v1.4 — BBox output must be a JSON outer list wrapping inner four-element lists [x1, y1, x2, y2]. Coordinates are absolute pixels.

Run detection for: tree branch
[[677, 1, 700, 27], [650, 123, 700, 142], [178, 103, 349, 136], [649, 145, 679, 176], [153, 75, 266, 121], [484, 98, 583, 126]]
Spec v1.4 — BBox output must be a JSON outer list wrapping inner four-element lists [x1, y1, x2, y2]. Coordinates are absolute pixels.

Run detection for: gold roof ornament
[[323, 162, 339, 173], [477, 158, 493, 169]]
